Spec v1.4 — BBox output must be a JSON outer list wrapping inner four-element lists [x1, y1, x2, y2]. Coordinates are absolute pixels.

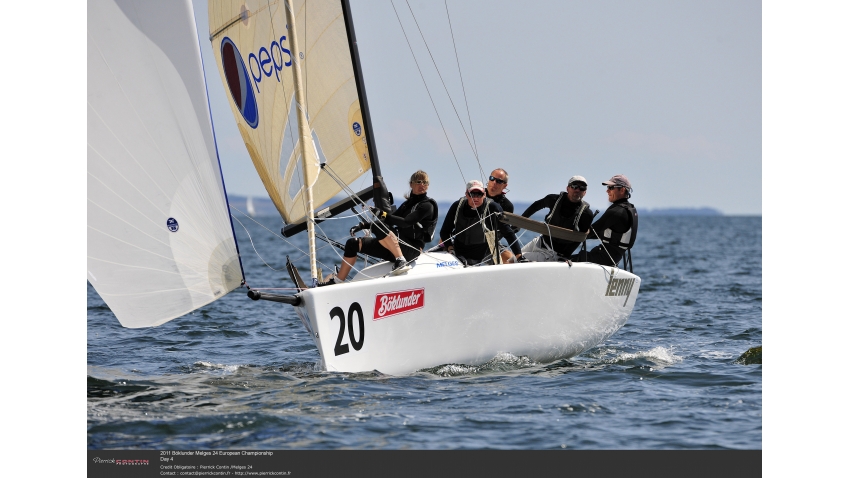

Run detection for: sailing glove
[[350, 222, 369, 236], [370, 206, 388, 220]]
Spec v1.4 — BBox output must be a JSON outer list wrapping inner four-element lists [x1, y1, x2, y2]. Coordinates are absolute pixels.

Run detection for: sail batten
[[88, 0, 243, 328]]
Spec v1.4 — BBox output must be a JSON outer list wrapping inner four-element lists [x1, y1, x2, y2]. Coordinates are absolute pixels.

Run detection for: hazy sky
[[193, 0, 761, 214]]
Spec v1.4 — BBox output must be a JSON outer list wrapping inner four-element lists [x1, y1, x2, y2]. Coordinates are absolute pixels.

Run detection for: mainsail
[[208, 0, 372, 224], [87, 0, 243, 328]]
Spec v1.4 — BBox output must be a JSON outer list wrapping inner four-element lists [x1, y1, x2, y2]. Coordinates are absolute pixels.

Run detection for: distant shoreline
[[227, 195, 742, 218]]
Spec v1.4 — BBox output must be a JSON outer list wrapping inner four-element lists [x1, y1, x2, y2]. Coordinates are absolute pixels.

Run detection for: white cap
[[465, 179, 485, 193], [568, 175, 588, 187]]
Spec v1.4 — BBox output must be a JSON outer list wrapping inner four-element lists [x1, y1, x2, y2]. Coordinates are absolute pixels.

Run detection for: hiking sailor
[[570, 174, 638, 269], [520, 175, 595, 262], [320, 170, 438, 286], [486, 168, 522, 263], [439, 180, 521, 266]]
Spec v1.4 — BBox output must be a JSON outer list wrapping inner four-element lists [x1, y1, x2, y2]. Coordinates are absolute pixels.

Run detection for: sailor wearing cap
[[519, 175, 595, 262], [438, 179, 522, 266], [571, 174, 639, 269]]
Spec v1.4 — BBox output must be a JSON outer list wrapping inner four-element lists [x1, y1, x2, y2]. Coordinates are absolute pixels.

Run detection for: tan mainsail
[[209, 0, 371, 223]]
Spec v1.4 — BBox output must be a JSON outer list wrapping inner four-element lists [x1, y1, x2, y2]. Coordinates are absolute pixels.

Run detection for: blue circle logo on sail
[[220, 37, 259, 129], [166, 218, 179, 232], [352, 122, 362, 137]]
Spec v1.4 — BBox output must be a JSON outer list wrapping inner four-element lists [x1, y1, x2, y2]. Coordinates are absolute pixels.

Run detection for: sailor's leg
[[378, 232, 404, 259], [520, 236, 557, 262], [499, 244, 516, 264], [336, 238, 361, 281]]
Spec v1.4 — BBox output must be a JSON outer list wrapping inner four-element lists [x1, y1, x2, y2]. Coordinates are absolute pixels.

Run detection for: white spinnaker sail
[[209, 0, 371, 224], [87, 0, 243, 328]]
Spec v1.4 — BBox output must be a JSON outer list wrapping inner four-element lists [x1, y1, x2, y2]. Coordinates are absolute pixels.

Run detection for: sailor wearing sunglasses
[[570, 174, 638, 268], [519, 175, 595, 262], [485, 169, 522, 263], [438, 180, 522, 266], [320, 170, 438, 286]]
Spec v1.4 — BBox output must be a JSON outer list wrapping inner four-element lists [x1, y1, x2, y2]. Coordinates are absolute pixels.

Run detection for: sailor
[[485, 168, 522, 263], [519, 175, 595, 262], [438, 180, 521, 266], [320, 170, 438, 286], [571, 174, 638, 268]]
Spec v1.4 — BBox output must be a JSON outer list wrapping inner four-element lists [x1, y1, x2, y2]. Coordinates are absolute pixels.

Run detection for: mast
[[341, 0, 389, 205], [281, 0, 387, 238], [285, 0, 319, 283]]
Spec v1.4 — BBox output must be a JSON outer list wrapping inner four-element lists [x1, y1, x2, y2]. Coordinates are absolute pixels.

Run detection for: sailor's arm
[[520, 199, 545, 217], [385, 201, 433, 228], [498, 221, 523, 256]]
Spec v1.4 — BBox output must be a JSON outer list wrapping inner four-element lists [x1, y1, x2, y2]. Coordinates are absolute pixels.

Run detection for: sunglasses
[[569, 184, 587, 191], [412, 180, 429, 185], [607, 185, 623, 191], [468, 191, 485, 198], [488, 176, 507, 185]]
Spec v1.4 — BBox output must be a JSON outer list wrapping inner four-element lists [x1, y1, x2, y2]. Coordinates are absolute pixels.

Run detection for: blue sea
[[87, 213, 761, 450]]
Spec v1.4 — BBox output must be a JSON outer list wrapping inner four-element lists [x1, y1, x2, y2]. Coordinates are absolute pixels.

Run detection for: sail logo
[[166, 218, 179, 232], [374, 288, 424, 320], [244, 35, 292, 95], [352, 122, 362, 136], [220, 37, 259, 128]]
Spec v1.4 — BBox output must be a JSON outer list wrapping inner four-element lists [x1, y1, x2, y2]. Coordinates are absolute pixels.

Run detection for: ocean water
[[87, 214, 762, 449]]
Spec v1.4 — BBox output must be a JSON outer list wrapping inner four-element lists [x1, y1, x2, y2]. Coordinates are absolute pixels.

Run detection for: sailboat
[[88, 0, 640, 375], [246, 196, 256, 217]]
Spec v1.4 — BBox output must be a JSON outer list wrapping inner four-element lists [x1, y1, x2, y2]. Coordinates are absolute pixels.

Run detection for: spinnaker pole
[[285, 0, 319, 282]]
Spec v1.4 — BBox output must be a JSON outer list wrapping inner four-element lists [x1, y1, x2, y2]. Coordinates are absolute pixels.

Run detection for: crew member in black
[[571, 174, 638, 267], [520, 175, 594, 261], [439, 180, 521, 265], [320, 170, 438, 286], [485, 168, 522, 263]]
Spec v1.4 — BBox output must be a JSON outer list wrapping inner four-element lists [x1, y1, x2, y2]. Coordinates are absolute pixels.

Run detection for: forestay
[[87, 0, 243, 328], [208, 0, 371, 223]]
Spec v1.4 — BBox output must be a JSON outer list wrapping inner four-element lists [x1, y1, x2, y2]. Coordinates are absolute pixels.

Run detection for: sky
[[193, 0, 762, 215]]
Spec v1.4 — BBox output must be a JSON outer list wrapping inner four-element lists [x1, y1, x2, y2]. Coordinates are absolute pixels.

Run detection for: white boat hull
[[293, 253, 640, 375]]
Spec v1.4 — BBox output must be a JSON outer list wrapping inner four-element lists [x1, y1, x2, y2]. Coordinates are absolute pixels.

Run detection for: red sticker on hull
[[374, 288, 424, 320]]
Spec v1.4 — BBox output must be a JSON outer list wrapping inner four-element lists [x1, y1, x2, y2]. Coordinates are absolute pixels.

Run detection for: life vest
[[397, 196, 439, 243], [600, 201, 638, 251], [452, 197, 501, 264], [544, 192, 589, 234], [452, 197, 494, 247]]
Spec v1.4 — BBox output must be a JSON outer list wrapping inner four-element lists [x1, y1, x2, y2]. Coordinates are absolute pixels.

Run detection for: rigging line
[[229, 213, 287, 272], [249, 287, 302, 291], [314, 232, 374, 265], [444, 0, 480, 170], [320, 163, 362, 199], [390, 0, 467, 187], [321, 164, 398, 238], [319, 164, 432, 257], [229, 204, 311, 265], [316, 165, 426, 256], [313, 225, 382, 281], [405, 0, 484, 179], [588, 223, 619, 271], [427, 210, 500, 252], [310, 219, 371, 277]]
